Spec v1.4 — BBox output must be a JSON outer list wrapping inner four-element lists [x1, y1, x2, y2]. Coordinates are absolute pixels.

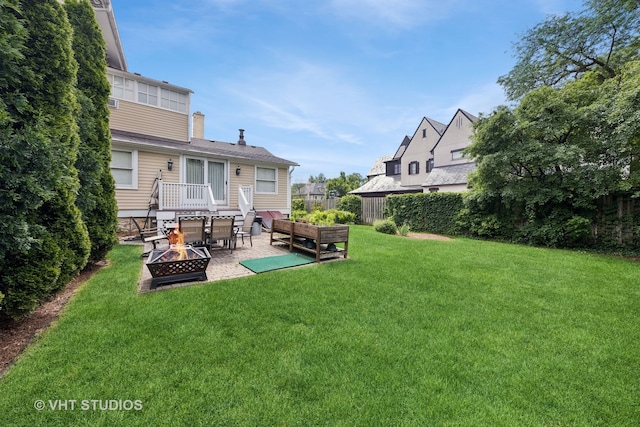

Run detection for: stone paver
[[134, 232, 292, 292]]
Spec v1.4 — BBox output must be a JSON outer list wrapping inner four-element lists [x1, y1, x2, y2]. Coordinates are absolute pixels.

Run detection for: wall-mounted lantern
[[167, 159, 173, 171], [235, 166, 241, 176]]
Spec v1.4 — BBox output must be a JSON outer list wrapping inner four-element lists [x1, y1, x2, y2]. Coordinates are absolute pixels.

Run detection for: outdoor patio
[[129, 232, 292, 292]]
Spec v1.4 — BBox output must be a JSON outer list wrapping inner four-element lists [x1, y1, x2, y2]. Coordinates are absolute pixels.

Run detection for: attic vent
[[238, 129, 246, 146], [107, 98, 119, 108]]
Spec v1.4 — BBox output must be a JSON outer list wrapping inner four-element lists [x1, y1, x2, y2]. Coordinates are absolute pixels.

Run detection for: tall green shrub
[[0, 0, 89, 319], [291, 198, 305, 212], [65, 0, 118, 261], [337, 194, 362, 224]]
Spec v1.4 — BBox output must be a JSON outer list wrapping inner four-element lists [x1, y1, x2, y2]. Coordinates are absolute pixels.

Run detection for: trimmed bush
[[374, 219, 398, 235]]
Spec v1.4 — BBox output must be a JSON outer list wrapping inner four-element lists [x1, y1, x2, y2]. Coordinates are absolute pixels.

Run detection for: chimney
[[192, 111, 205, 139], [238, 128, 246, 146]]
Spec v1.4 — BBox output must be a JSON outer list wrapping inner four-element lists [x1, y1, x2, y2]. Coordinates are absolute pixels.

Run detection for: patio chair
[[131, 217, 169, 257], [234, 210, 256, 248], [209, 216, 235, 253], [179, 217, 208, 249]]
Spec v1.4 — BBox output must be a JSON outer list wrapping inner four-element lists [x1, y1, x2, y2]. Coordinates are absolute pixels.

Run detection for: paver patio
[[129, 232, 291, 292]]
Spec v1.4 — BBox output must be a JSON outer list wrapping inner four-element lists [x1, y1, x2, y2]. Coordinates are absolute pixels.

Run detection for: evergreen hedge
[[0, 0, 90, 319], [65, 0, 118, 261], [386, 193, 464, 235], [337, 194, 362, 224]]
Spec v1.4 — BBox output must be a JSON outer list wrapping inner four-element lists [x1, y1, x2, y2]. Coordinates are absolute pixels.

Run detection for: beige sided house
[[92, 1, 298, 229], [351, 109, 477, 197], [422, 109, 477, 192]]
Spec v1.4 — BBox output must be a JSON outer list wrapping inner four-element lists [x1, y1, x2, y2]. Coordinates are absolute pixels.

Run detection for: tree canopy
[[325, 172, 366, 197], [463, 0, 640, 248], [498, 0, 640, 100]]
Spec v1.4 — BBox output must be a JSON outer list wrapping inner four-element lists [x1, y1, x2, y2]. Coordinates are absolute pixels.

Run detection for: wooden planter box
[[270, 219, 349, 262]]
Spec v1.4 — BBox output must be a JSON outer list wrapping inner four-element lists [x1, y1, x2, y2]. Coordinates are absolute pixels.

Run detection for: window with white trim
[[161, 88, 187, 113], [107, 72, 188, 113], [110, 75, 134, 101], [138, 82, 158, 106], [110, 149, 137, 189], [256, 167, 277, 193]]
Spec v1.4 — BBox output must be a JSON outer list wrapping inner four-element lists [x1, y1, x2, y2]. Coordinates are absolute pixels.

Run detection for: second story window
[[426, 158, 434, 172], [108, 72, 188, 113], [111, 75, 134, 101], [451, 149, 465, 160], [409, 161, 420, 175], [161, 89, 187, 113], [138, 83, 158, 106], [393, 163, 401, 175]]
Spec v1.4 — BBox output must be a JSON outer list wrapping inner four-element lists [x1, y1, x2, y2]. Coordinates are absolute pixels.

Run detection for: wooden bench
[[270, 219, 349, 262]]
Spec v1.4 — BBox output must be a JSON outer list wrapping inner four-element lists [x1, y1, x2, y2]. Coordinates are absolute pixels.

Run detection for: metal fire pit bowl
[[146, 245, 211, 289]]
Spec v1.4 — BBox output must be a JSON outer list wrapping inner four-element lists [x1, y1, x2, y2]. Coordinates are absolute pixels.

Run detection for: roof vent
[[238, 129, 246, 146]]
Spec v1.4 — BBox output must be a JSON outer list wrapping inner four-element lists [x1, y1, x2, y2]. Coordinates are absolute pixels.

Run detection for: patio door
[[185, 157, 226, 206], [185, 158, 205, 205]]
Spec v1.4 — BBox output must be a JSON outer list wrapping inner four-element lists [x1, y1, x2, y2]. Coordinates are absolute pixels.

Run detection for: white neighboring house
[[351, 109, 477, 197], [422, 109, 477, 193]]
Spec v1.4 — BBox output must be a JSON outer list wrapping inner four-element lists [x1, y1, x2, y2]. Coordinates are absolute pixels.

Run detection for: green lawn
[[1, 226, 638, 426]]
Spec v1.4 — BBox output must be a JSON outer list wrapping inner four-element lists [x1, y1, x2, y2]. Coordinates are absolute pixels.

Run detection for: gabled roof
[[111, 130, 298, 166], [425, 117, 448, 136], [389, 116, 447, 161], [422, 163, 476, 187], [430, 109, 478, 154], [349, 174, 405, 195], [302, 182, 326, 196], [367, 155, 393, 177], [390, 135, 411, 160]]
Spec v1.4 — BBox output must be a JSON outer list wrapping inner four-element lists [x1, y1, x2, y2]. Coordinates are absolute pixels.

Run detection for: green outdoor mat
[[240, 253, 315, 273]]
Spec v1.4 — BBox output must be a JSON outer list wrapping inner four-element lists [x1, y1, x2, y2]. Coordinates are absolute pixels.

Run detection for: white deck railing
[[158, 181, 216, 211], [239, 185, 253, 217]]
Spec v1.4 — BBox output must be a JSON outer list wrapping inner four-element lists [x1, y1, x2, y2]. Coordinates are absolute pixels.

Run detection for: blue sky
[[110, 0, 584, 183]]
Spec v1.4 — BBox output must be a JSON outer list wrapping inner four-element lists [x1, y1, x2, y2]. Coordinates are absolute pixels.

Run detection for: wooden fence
[[361, 197, 387, 225]]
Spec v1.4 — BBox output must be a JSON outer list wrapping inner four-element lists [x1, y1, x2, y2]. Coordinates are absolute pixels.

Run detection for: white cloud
[[221, 59, 398, 146], [328, 0, 467, 28]]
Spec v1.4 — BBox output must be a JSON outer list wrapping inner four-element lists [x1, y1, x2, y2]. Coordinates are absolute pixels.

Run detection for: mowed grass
[[0, 226, 638, 426]]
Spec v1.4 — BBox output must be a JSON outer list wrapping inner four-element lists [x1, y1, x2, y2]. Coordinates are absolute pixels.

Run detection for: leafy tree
[[65, 0, 118, 262], [0, 0, 89, 319], [291, 183, 306, 199], [461, 1, 640, 249], [325, 172, 365, 197], [466, 67, 639, 246], [308, 173, 327, 183], [498, 0, 640, 100]]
